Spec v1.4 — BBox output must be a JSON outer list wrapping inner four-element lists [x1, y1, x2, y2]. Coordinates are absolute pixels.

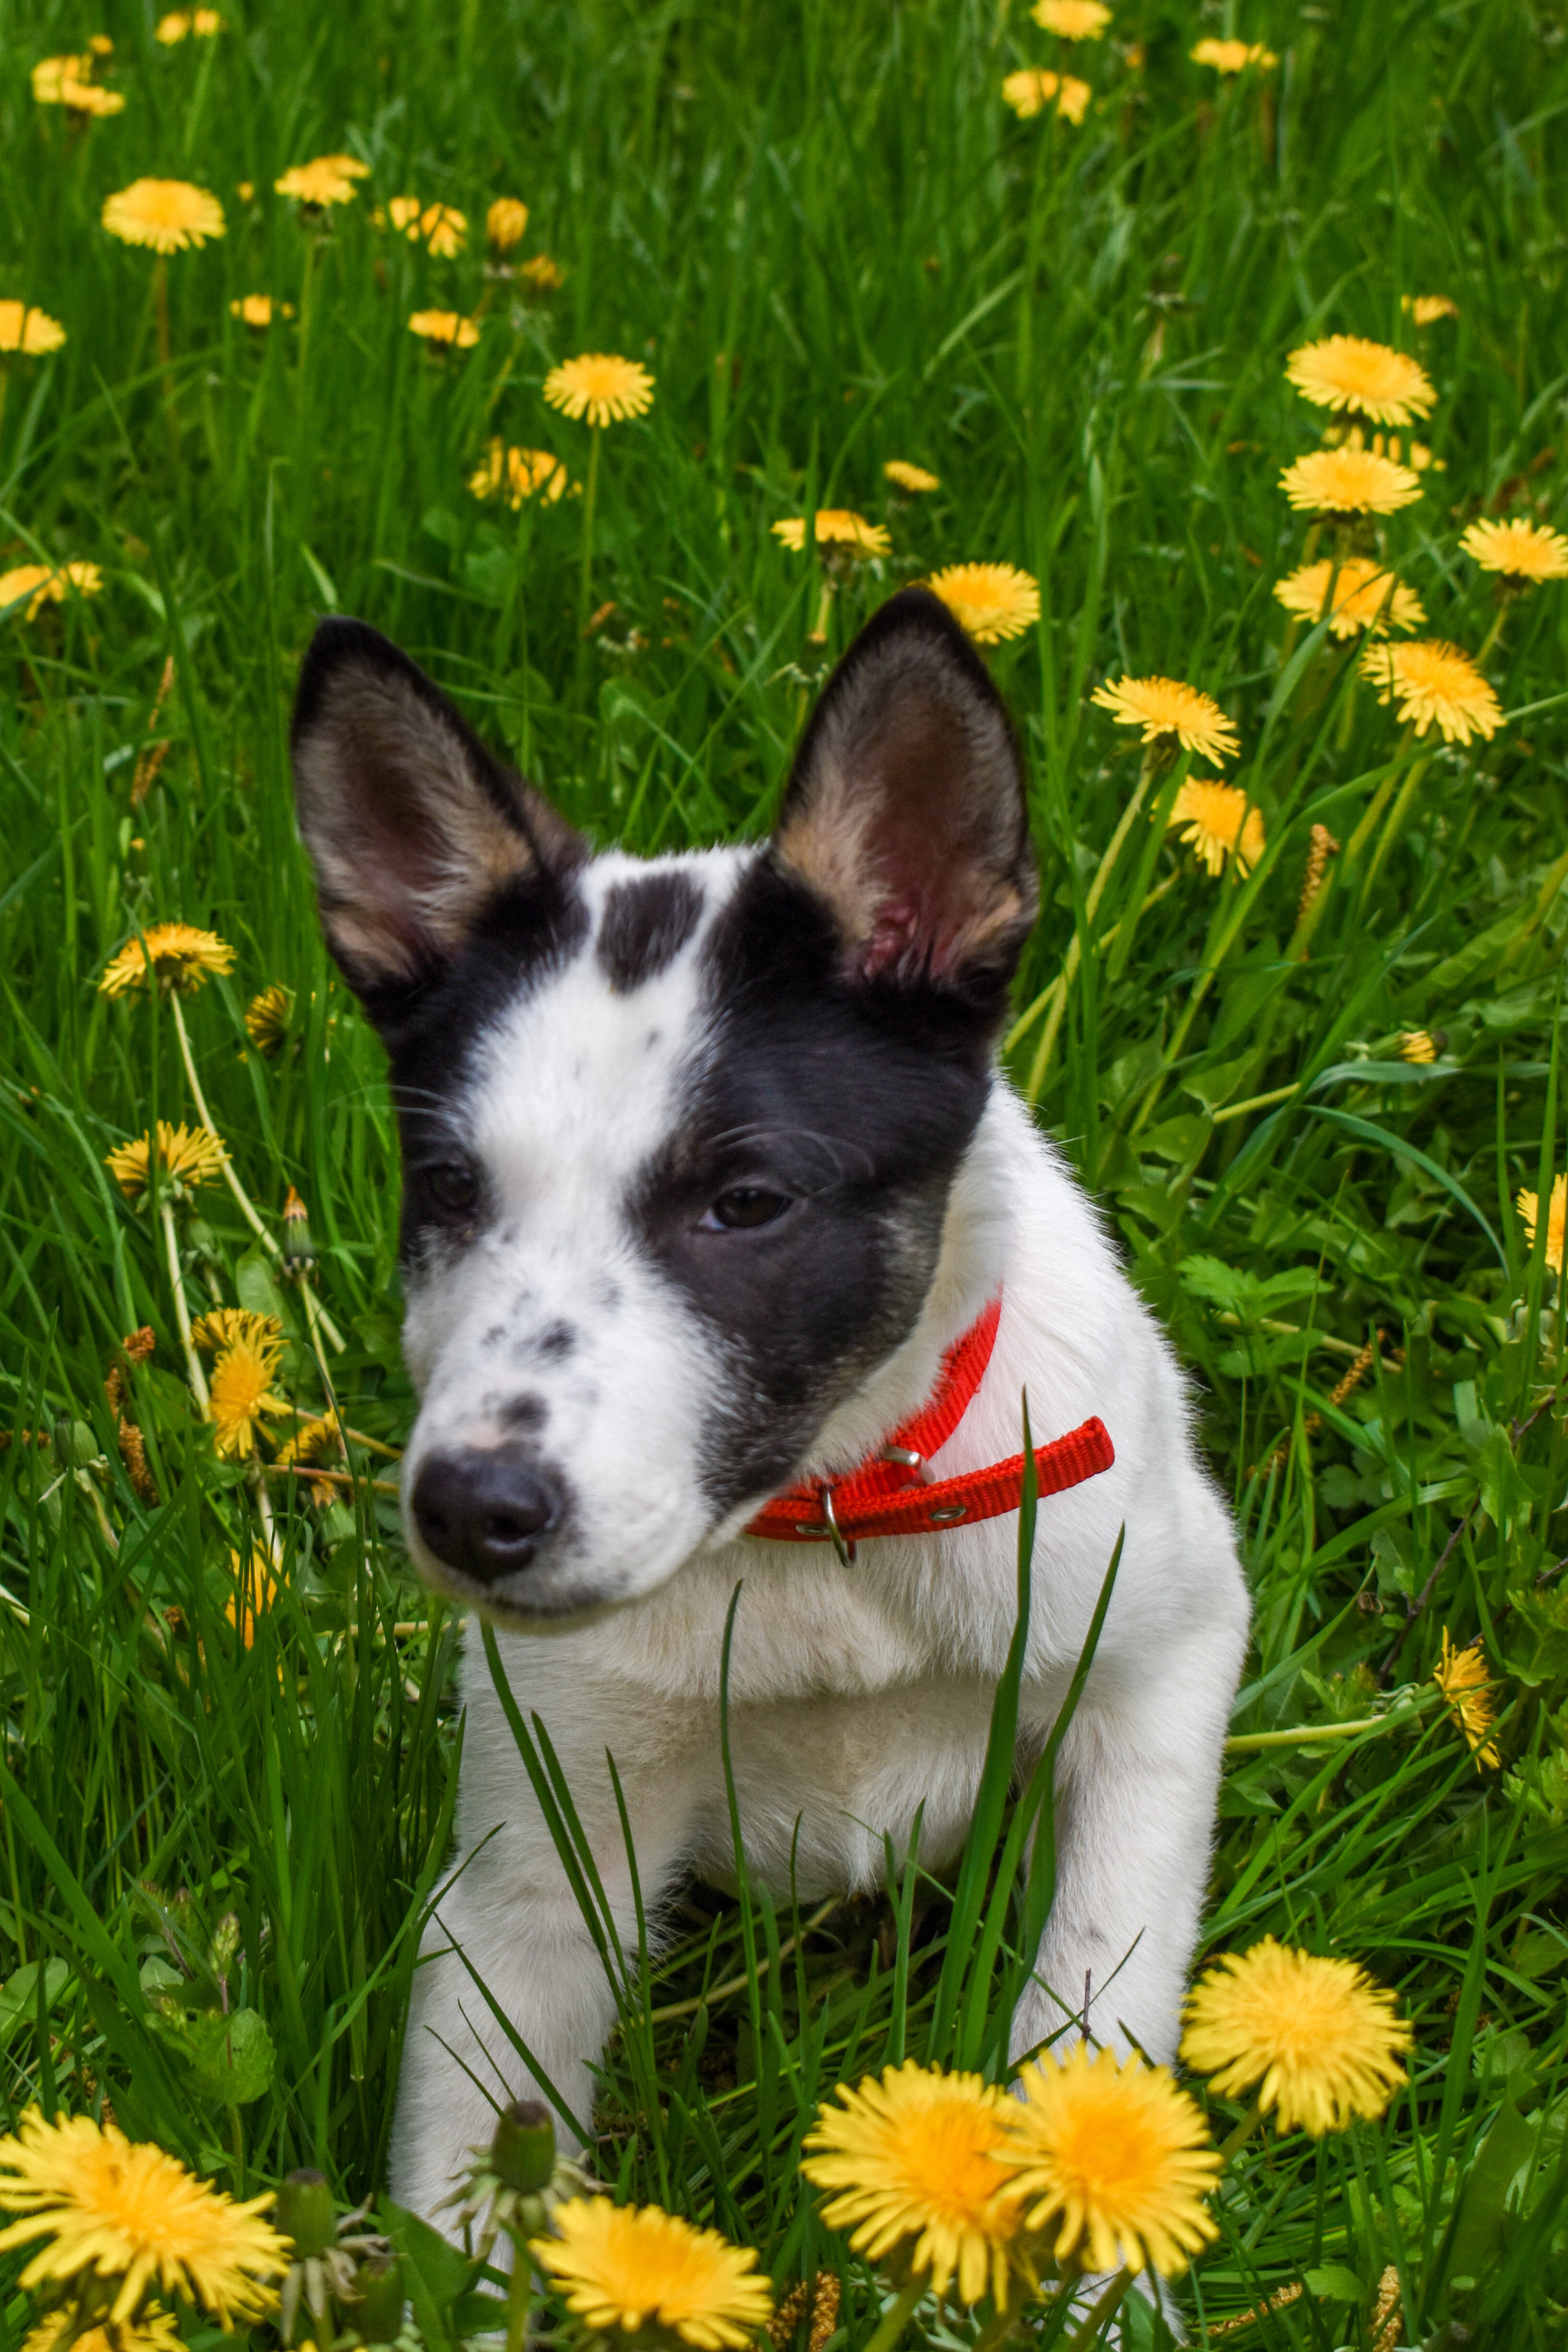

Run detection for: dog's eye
[[424, 1161, 480, 1218], [702, 1186, 792, 1232]]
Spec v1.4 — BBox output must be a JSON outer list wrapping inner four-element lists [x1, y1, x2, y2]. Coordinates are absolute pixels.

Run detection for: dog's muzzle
[[410, 1445, 562, 1586]]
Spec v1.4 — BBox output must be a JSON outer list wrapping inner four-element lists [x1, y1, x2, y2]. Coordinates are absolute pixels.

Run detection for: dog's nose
[[411, 1448, 560, 1583]]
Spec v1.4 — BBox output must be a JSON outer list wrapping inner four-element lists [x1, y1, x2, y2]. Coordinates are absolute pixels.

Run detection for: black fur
[[596, 871, 704, 993]]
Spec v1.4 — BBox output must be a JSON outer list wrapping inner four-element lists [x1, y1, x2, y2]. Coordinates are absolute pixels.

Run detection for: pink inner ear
[[854, 799, 984, 983]]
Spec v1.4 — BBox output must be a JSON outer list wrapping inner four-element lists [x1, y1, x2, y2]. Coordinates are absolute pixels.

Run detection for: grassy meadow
[[2, 0, 1568, 2344]]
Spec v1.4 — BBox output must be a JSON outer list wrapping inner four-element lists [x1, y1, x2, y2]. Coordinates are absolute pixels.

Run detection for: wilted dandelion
[[1002, 68, 1091, 121], [410, 309, 480, 349], [519, 253, 565, 291], [230, 294, 292, 328], [1516, 1173, 1566, 1274], [995, 2046, 1220, 2278], [1032, 0, 1110, 34], [1360, 639, 1501, 743], [488, 197, 530, 251], [469, 441, 570, 508], [1191, 38, 1277, 70], [1181, 1939, 1411, 2134], [773, 510, 890, 557], [1, 564, 103, 620], [884, 459, 939, 492], [274, 160, 358, 207], [1093, 674, 1240, 763], [1279, 446, 1422, 516], [1286, 336, 1436, 426], [99, 923, 234, 998], [1273, 557, 1425, 639], [1460, 517, 1568, 587], [544, 353, 655, 425], [0, 2107, 286, 2326], [531, 2200, 772, 2350], [926, 562, 1039, 642], [155, 10, 224, 41], [1168, 780, 1265, 877], [105, 1122, 226, 1202], [1433, 1629, 1501, 1769], [0, 303, 67, 356], [802, 2063, 1018, 2306], [1403, 293, 1459, 324], [243, 983, 294, 1053], [103, 181, 224, 253]]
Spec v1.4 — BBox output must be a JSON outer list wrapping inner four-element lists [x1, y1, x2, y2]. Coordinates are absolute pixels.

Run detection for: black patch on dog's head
[[632, 588, 1037, 1515], [596, 871, 704, 993]]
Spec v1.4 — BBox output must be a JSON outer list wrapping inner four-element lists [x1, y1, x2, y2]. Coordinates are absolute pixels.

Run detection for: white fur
[[390, 877, 1250, 2215]]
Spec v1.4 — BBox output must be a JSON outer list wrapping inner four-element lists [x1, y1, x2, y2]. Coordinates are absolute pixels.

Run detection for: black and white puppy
[[289, 586, 1250, 2222]]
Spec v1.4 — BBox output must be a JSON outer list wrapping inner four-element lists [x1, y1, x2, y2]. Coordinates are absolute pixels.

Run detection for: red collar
[[743, 1293, 1113, 1558]]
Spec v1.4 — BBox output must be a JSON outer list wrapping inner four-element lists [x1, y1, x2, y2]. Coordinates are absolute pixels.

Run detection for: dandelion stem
[[1022, 760, 1155, 1099], [160, 1195, 211, 1412], [859, 2279, 925, 2352], [1358, 756, 1431, 906], [1214, 2095, 1266, 2165], [1063, 2268, 1132, 2347], [502, 2226, 531, 2352], [168, 993, 346, 1351], [579, 425, 603, 623]]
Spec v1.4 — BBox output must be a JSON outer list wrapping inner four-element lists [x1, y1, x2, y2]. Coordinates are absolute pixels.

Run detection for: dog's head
[[291, 588, 1037, 1623]]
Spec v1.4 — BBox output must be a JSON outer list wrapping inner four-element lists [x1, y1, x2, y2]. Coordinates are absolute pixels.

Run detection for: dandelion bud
[[281, 1185, 317, 1271], [350, 2252, 405, 2344], [276, 2167, 337, 2259], [490, 2098, 555, 2194]]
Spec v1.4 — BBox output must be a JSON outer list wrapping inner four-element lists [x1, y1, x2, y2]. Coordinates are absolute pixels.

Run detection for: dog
[[289, 585, 1250, 2226]]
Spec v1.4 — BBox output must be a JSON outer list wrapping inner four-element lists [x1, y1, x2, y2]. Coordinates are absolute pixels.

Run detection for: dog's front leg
[[390, 1651, 698, 2226], [1011, 1631, 1242, 2073]]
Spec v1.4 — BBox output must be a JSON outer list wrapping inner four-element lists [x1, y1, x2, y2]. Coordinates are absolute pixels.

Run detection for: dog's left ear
[[772, 586, 1038, 1004]]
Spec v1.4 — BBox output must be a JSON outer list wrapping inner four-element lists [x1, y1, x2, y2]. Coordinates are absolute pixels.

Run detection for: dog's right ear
[[290, 619, 582, 1013]]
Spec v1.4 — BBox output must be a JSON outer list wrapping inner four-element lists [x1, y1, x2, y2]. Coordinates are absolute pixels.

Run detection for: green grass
[[1, 0, 1567, 2343]]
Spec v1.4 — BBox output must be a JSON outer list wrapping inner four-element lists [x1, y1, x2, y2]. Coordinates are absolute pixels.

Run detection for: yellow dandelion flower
[[380, 194, 423, 234], [995, 2045, 1220, 2279], [226, 1547, 279, 1648], [88, 35, 116, 57], [1403, 294, 1459, 325], [312, 153, 370, 181], [156, 9, 224, 38], [1433, 1629, 1501, 1770], [926, 562, 1040, 642], [98, 922, 235, 998], [884, 459, 940, 493], [1092, 674, 1240, 763], [1, 564, 103, 620], [105, 1122, 227, 1201], [519, 253, 565, 292], [207, 1336, 289, 1460], [0, 2107, 286, 2327], [772, 510, 892, 558], [66, 80, 124, 116], [801, 2061, 1020, 2306], [1399, 1029, 1438, 1063], [1279, 446, 1422, 517], [1517, 1173, 1567, 1274], [244, 982, 294, 1053], [0, 303, 67, 357], [410, 309, 481, 349], [532, 2200, 772, 2351], [544, 353, 655, 426], [1054, 74, 1092, 122], [1003, 67, 1074, 119], [488, 196, 530, 250], [420, 203, 467, 257], [468, 441, 570, 508], [1360, 638, 1501, 744], [1190, 37, 1277, 70], [230, 294, 292, 328], [1285, 336, 1436, 426], [1181, 1939, 1411, 2135], [24, 2304, 184, 2352], [1167, 779, 1265, 877], [32, 56, 89, 100], [237, 180, 254, 201], [273, 1408, 342, 1468], [191, 1307, 284, 1356], [274, 161, 358, 207], [1460, 516, 1568, 586], [1032, 0, 1110, 34], [1273, 557, 1426, 640], [103, 181, 224, 254]]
